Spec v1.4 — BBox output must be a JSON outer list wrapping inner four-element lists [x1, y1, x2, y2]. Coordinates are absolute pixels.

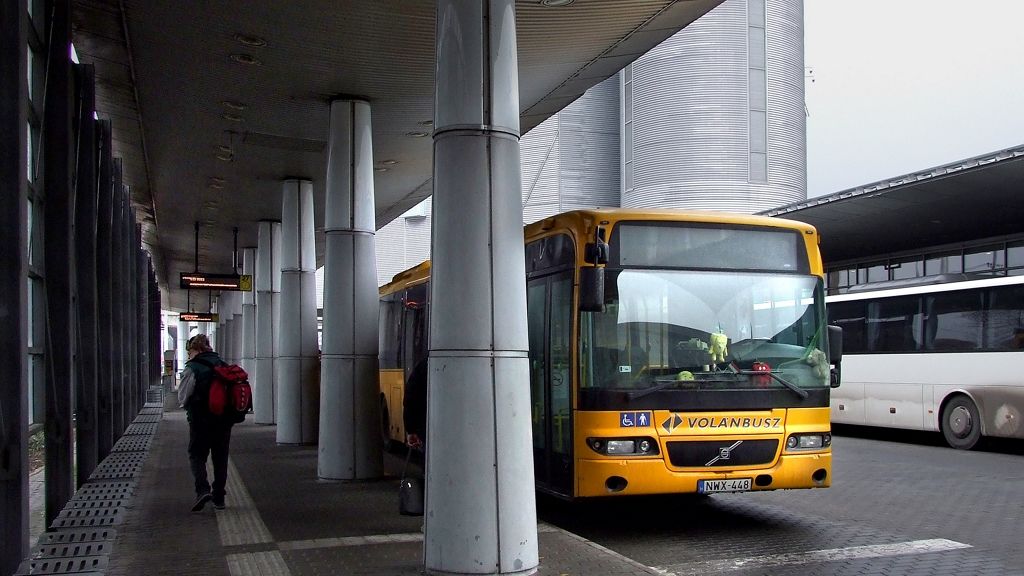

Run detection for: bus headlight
[[587, 437, 659, 456], [785, 433, 831, 452]]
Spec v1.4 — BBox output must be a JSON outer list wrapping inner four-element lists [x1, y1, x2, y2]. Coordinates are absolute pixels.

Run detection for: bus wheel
[[941, 395, 982, 450], [380, 398, 394, 452]]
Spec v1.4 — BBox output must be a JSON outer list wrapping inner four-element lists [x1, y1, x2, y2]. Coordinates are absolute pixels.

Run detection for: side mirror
[[583, 226, 609, 265], [827, 325, 843, 388], [579, 267, 605, 312], [827, 325, 843, 362]]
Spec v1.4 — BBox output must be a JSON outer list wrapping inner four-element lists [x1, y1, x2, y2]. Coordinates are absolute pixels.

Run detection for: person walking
[[178, 334, 234, 512]]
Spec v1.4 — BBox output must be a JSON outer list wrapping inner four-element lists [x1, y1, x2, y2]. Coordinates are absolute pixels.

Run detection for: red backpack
[[197, 360, 252, 423]]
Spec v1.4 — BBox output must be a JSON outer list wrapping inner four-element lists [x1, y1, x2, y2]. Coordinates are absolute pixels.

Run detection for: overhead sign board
[[179, 312, 219, 323], [179, 273, 252, 291]]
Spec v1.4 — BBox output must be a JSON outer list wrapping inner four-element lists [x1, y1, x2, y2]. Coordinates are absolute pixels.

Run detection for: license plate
[[698, 478, 751, 493]]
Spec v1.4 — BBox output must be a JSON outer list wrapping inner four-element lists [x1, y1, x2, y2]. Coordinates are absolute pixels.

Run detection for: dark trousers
[[188, 418, 232, 500]]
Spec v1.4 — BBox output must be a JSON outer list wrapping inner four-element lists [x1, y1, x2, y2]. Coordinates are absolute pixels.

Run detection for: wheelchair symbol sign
[[620, 411, 652, 427]]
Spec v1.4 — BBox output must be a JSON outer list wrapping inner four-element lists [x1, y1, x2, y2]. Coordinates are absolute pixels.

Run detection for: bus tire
[[380, 397, 394, 452], [941, 395, 982, 450]]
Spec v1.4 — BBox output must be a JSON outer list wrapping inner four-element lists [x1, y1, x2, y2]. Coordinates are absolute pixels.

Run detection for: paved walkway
[[100, 400, 657, 576]]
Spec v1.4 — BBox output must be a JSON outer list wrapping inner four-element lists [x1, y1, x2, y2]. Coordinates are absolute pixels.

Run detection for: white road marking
[[654, 538, 973, 575]]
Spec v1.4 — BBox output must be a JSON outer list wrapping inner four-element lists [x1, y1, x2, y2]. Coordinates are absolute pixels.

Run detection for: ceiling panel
[[73, 0, 723, 310]]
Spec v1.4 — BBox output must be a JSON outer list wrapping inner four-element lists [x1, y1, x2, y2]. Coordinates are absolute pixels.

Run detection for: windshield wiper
[[627, 378, 691, 400], [736, 369, 809, 399]]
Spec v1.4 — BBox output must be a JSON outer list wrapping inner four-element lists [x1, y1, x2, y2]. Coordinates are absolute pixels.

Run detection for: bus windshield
[[580, 269, 829, 392]]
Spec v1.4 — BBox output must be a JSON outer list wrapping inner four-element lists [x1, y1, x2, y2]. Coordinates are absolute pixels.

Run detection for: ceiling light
[[233, 33, 267, 47], [230, 53, 261, 66], [207, 181, 224, 189], [215, 145, 233, 154], [540, 0, 575, 5], [374, 167, 388, 172], [222, 113, 244, 122], [221, 100, 248, 111], [405, 131, 429, 138], [380, 159, 398, 165], [215, 151, 234, 162], [418, 120, 433, 126]]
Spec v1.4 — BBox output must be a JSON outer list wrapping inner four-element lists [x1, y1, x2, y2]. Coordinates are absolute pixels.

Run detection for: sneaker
[[212, 499, 225, 510], [191, 492, 212, 512]]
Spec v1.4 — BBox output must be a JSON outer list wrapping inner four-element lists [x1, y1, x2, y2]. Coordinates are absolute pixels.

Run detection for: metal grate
[[139, 406, 162, 415], [665, 439, 779, 468], [89, 461, 143, 481], [122, 423, 158, 435], [97, 452, 147, 465], [111, 436, 152, 452], [36, 528, 117, 546], [31, 541, 111, 559], [132, 414, 162, 423], [66, 497, 127, 511], [53, 506, 123, 527], [15, 555, 107, 575], [73, 482, 134, 500]]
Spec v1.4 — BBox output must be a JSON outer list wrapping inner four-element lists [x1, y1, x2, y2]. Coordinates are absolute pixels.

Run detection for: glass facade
[[827, 238, 1024, 295]]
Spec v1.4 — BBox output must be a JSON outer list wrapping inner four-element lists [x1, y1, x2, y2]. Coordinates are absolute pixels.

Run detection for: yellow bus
[[379, 208, 842, 499]]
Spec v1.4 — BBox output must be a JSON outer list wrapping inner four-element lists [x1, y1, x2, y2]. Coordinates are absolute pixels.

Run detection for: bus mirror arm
[[583, 226, 608, 265], [579, 266, 605, 312], [828, 325, 843, 388]]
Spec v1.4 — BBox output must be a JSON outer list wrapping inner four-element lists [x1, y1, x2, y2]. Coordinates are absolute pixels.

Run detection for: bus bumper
[[575, 451, 831, 498]]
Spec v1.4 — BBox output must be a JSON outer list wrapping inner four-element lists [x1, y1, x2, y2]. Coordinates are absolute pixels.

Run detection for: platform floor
[[103, 399, 658, 576]]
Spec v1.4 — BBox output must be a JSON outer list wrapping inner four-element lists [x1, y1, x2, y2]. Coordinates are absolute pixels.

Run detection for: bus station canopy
[[764, 145, 1024, 265], [71, 0, 722, 311]]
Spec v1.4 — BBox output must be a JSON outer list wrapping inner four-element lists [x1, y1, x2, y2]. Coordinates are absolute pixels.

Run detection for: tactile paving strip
[[65, 497, 127, 511]]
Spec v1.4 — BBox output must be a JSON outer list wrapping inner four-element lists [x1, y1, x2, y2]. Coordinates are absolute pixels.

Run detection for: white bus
[[826, 274, 1024, 449]]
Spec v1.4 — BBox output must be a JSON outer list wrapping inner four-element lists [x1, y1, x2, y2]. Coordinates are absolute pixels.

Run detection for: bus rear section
[[574, 407, 832, 497]]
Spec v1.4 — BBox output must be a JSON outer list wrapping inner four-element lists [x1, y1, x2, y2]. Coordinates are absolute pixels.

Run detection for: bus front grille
[[665, 439, 779, 468]]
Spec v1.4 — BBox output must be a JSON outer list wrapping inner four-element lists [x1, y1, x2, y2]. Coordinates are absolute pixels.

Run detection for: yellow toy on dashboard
[[709, 331, 728, 364]]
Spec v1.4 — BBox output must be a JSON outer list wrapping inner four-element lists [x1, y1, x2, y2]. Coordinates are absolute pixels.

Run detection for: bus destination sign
[[179, 273, 253, 291], [179, 312, 218, 323]]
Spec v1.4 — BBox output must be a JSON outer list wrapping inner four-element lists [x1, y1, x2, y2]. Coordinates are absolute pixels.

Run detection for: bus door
[[527, 272, 574, 496]]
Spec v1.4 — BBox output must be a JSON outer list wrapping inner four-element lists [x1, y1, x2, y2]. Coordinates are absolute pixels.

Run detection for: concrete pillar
[[232, 284, 243, 367], [178, 319, 190, 374], [277, 180, 319, 445], [255, 221, 281, 424], [43, 0, 76, 524], [216, 296, 226, 356], [427, 1, 538, 574], [242, 248, 257, 376], [221, 293, 233, 363], [1, 0, 30, 569], [318, 99, 383, 480]]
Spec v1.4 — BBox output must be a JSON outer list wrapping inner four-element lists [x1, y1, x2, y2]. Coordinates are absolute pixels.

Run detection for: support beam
[[318, 99, 382, 480], [95, 120, 114, 460], [43, 0, 76, 527], [427, 1, 538, 573], [0, 0, 30, 571], [110, 159, 125, 437], [277, 180, 319, 445], [73, 64, 99, 485], [255, 221, 281, 425]]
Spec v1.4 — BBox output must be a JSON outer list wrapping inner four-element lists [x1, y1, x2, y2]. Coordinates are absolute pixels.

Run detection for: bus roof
[[380, 208, 820, 294]]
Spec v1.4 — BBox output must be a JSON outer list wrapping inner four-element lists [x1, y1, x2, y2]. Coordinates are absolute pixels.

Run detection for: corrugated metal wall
[[621, 0, 805, 213]]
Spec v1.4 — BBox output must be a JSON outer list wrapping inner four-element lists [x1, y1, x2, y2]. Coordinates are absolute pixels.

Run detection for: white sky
[[804, 0, 1024, 197]]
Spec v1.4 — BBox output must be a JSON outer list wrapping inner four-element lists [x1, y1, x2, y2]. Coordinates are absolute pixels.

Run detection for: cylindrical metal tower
[[621, 0, 805, 213]]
